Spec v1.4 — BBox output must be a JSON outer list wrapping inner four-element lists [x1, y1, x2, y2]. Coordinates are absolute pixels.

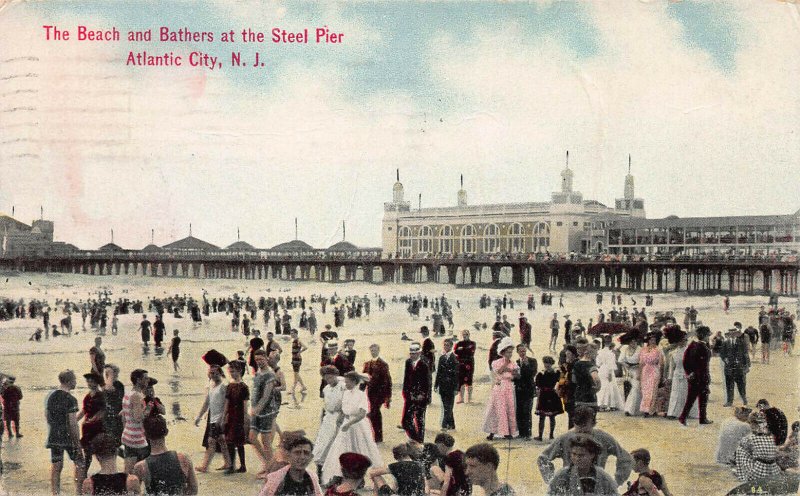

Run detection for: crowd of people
[[0, 288, 798, 495]]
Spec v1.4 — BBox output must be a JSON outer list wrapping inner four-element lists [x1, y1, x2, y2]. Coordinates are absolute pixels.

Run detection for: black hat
[[83, 371, 105, 385], [664, 326, 687, 345], [202, 349, 228, 367]]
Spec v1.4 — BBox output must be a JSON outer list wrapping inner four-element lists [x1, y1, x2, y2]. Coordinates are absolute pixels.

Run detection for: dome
[[326, 241, 359, 252], [270, 239, 314, 251]]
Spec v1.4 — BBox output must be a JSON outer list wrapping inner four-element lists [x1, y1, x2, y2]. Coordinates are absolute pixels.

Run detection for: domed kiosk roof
[[98, 242, 124, 252], [326, 241, 359, 252], [270, 239, 314, 252], [226, 241, 256, 250], [162, 236, 219, 251]]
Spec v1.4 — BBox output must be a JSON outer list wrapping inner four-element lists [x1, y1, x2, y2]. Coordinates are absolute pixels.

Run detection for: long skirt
[[624, 378, 642, 416], [667, 376, 698, 418], [312, 411, 341, 465], [597, 367, 625, 410], [482, 380, 518, 437], [321, 418, 383, 484]]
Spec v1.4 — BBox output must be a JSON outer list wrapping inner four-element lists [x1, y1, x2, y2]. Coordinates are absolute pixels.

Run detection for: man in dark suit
[[679, 325, 714, 426], [402, 342, 431, 443], [434, 338, 459, 430], [714, 323, 750, 406], [363, 344, 392, 443]]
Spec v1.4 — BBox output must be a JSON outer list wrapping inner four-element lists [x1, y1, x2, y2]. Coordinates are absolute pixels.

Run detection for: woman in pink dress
[[483, 337, 520, 440], [638, 331, 665, 416]]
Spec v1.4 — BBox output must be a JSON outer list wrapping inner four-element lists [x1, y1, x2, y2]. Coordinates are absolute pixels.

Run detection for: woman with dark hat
[[665, 327, 698, 420], [326, 452, 372, 496], [79, 371, 106, 473], [638, 331, 664, 417]]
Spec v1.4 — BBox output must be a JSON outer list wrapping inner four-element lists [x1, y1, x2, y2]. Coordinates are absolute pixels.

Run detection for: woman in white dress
[[666, 327, 698, 419], [321, 371, 383, 484], [597, 341, 624, 411], [313, 365, 345, 468], [619, 332, 642, 416]]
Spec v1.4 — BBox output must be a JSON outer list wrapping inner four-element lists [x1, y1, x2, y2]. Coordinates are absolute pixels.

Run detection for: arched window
[[418, 226, 433, 255], [440, 226, 454, 254], [508, 223, 525, 253], [398, 226, 412, 257], [483, 224, 500, 254], [461, 225, 476, 254], [532, 222, 550, 253]]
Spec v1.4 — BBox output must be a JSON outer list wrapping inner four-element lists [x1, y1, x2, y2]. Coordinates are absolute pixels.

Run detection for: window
[[508, 223, 525, 253], [440, 226, 454, 254], [573, 222, 579, 227], [532, 222, 550, 253], [483, 224, 500, 254], [461, 225, 476, 254], [398, 226, 412, 257], [417, 226, 433, 255], [556, 222, 563, 227]]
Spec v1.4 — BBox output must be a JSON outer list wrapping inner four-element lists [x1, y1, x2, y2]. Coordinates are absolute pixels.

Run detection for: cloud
[[0, 1, 797, 251]]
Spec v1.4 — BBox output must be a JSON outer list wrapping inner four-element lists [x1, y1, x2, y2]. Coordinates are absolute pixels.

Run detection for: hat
[[409, 342, 421, 353], [326, 340, 339, 349], [497, 337, 515, 353], [147, 377, 159, 386], [664, 326, 687, 345], [202, 349, 228, 367], [83, 371, 104, 384], [564, 314, 570, 318], [618, 329, 641, 345], [339, 452, 371, 478], [325, 324, 332, 329], [645, 330, 662, 342]]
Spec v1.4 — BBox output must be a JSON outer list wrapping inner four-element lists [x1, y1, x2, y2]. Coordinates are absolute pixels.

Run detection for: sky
[[0, 0, 798, 250]]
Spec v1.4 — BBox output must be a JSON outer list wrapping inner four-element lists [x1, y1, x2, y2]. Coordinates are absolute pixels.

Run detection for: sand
[[0, 272, 797, 495]]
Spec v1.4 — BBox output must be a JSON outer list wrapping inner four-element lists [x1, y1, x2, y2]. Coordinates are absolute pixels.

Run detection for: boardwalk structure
[[1, 249, 796, 296]]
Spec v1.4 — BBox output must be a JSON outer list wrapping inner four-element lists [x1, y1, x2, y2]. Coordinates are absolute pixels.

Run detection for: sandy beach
[[0, 272, 797, 495]]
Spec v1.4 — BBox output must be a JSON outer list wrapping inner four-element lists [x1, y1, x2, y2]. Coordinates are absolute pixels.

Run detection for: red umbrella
[[588, 322, 633, 336]]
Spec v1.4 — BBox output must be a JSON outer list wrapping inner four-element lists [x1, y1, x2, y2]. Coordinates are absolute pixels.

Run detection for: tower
[[561, 150, 574, 193], [392, 169, 405, 203], [624, 154, 635, 200], [615, 154, 645, 218], [382, 169, 411, 258], [457, 174, 467, 207]]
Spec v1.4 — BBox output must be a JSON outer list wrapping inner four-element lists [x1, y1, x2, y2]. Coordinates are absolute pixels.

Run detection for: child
[[624, 448, 672, 496], [534, 356, 563, 441]]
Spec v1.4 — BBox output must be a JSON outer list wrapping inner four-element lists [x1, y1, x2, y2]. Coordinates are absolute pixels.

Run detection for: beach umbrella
[[587, 322, 632, 336]]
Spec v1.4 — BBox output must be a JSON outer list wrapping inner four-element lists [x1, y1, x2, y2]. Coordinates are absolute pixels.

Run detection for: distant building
[[382, 154, 646, 258], [381, 156, 799, 258], [0, 214, 74, 257]]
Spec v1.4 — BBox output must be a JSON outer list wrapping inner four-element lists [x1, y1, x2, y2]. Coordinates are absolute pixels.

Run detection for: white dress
[[620, 345, 642, 416], [312, 378, 345, 465], [666, 344, 698, 418], [596, 348, 624, 410], [321, 386, 383, 484]]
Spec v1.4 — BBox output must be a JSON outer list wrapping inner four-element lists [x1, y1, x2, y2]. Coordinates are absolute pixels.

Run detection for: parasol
[[588, 322, 633, 335]]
